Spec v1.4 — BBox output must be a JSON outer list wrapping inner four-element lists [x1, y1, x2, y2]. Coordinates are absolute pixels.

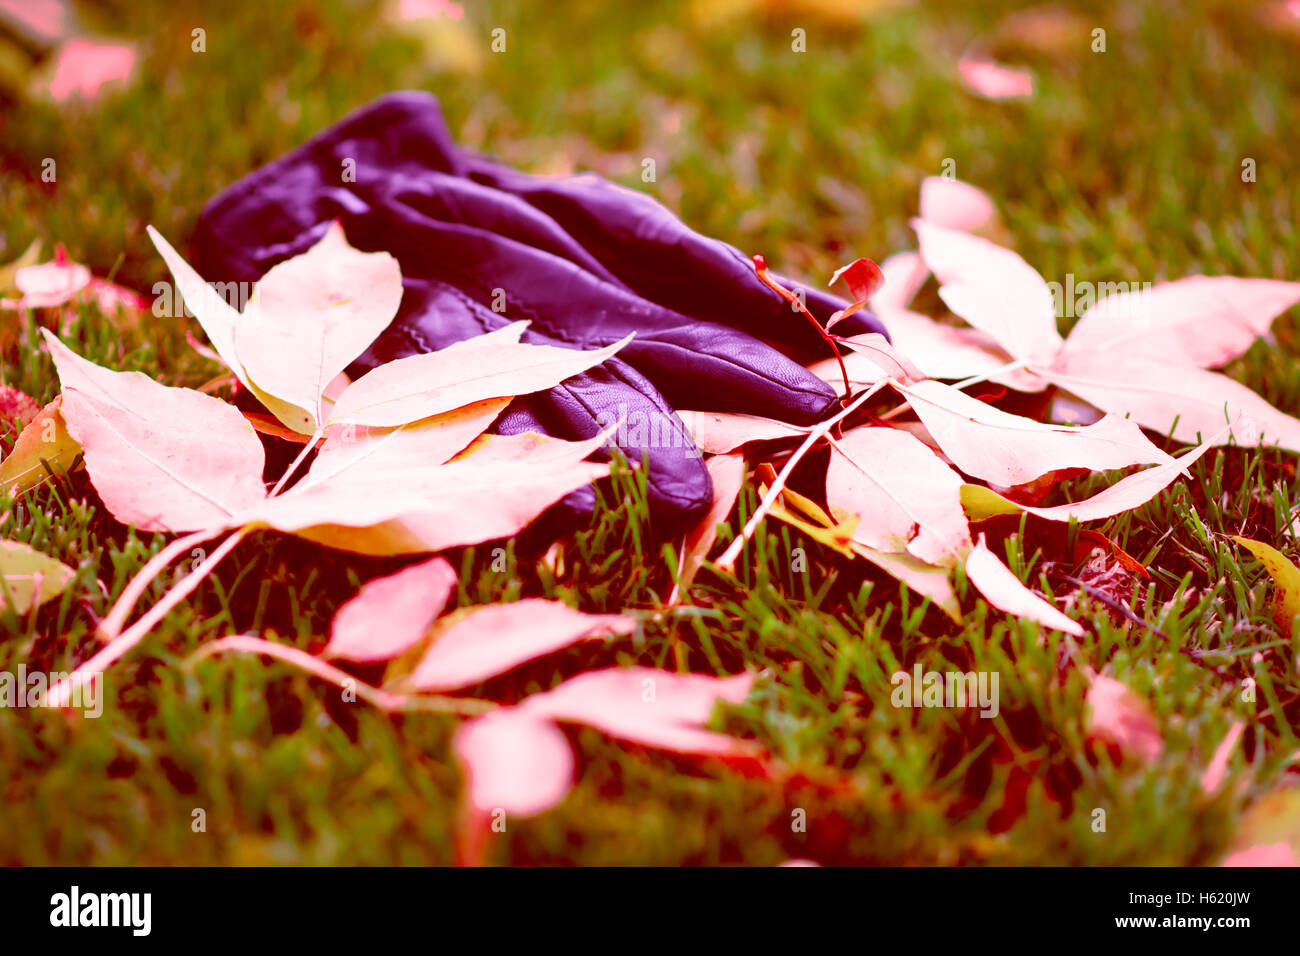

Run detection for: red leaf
[[408, 600, 635, 692], [829, 257, 885, 305], [325, 556, 457, 662]]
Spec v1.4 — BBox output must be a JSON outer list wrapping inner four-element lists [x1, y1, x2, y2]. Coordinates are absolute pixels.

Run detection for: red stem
[[753, 255, 852, 399]]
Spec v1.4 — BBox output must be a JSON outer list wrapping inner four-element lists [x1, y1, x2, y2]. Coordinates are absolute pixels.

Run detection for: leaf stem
[[753, 255, 852, 399], [97, 527, 224, 642], [876, 358, 1030, 422], [269, 428, 323, 497], [49, 528, 247, 708], [948, 358, 1029, 392], [716, 381, 886, 571], [189, 636, 497, 715]]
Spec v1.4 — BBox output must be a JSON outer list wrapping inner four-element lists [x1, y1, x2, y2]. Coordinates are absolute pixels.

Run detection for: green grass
[[1, 0, 1298, 864]]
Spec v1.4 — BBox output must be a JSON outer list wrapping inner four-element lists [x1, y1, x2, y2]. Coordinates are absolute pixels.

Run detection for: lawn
[[1, 0, 1298, 864]]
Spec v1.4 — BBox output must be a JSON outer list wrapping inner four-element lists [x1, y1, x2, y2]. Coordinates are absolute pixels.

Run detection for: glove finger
[[389, 174, 882, 342], [494, 359, 713, 528], [461, 153, 889, 355], [194, 91, 465, 280], [348, 288, 712, 529], [367, 192, 845, 423]]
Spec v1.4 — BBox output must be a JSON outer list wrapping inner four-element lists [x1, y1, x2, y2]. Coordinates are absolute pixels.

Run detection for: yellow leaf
[[0, 397, 81, 495], [0, 238, 42, 297], [851, 542, 962, 622], [1233, 536, 1300, 631], [960, 482, 1023, 521], [761, 484, 858, 557], [1220, 789, 1300, 866], [0, 540, 75, 613]]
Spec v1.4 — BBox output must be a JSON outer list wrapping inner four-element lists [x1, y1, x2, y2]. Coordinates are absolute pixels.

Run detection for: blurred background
[[2, 0, 1298, 306]]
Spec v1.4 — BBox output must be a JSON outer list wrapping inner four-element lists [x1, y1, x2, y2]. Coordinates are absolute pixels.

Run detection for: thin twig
[[716, 381, 886, 571], [877, 358, 1030, 422], [48, 528, 248, 708], [269, 428, 323, 497], [97, 527, 223, 642], [189, 636, 497, 715], [753, 255, 851, 398]]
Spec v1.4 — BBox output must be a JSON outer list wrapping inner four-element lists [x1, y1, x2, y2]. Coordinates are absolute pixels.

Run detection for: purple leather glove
[[192, 92, 885, 531]]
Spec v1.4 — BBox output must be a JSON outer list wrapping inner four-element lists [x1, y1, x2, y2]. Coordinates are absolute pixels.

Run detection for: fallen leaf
[[147, 226, 317, 435], [84, 277, 147, 319], [1221, 842, 1299, 867], [452, 665, 756, 823], [42, 330, 267, 532], [305, 398, 509, 489], [407, 599, 636, 691], [673, 453, 745, 599], [246, 430, 611, 555], [762, 475, 860, 557], [241, 410, 313, 444], [960, 437, 1216, 524], [964, 533, 1084, 636], [1066, 545, 1139, 613], [826, 257, 885, 329], [677, 410, 810, 454], [453, 708, 574, 816], [826, 426, 971, 564], [1075, 529, 1149, 578], [893, 378, 1170, 486], [0, 540, 75, 613], [852, 542, 962, 622], [47, 39, 135, 102], [1219, 789, 1300, 867], [832, 332, 925, 383], [913, 219, 1061, 366], [0, 0, 66, 45], [816, 310, 1016, 391], [0, 385, 41, 428], [519, 667, 758, 755], [919, 176, 996, 232], [1232, 536, 1300, 632], [958, 55, 1034, 100], [1086, 674, 1162, 762], [233, 221, 403, 430], [829, 257, 885, 303], [324, 556, 458, 662], [960, 483, 1033, 523], [1041, 351, 1300, 451], [328, 323, 634, 427], [811, 250, 1023, 389], [0, 397, 80, 495], [13, 252, 90, 308], [871, 251, 930, 313], [1060, 276, 1300, 368]]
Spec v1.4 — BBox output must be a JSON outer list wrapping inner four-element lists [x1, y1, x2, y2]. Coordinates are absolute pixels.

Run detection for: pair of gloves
[[193, 92, 885, 532]]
